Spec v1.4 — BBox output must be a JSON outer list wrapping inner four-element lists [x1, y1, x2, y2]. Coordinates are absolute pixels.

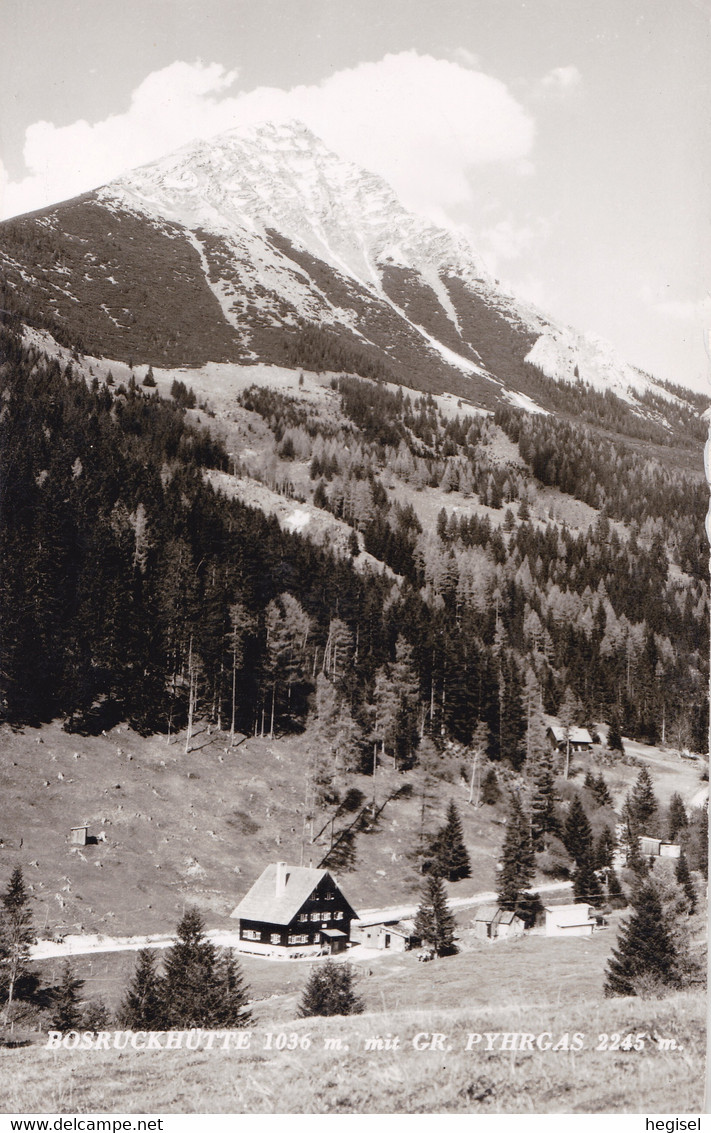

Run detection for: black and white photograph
[[0, 0, 709, 1118]]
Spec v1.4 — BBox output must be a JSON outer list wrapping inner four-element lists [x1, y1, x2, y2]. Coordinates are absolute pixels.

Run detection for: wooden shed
[[471, 905, 525, 940], [69, 825, 89, 846], [351, 918, 419, 951]]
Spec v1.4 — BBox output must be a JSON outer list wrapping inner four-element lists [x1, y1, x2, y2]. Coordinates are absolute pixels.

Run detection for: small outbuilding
[[544, 903, 596, 937], [639, 836, 681, 859], [471, 905, 525, 941], [69, 825, 89, 846], [351, 918, 419, 951], [547, 726, 593, 753]]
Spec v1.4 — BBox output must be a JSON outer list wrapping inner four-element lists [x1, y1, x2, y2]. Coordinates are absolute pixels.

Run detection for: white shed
[[544, 903, 596, 937]]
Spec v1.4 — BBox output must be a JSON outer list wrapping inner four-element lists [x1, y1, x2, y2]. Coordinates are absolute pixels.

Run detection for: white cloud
[[2, 52, 535, 221], [540, 65, 582, 94]]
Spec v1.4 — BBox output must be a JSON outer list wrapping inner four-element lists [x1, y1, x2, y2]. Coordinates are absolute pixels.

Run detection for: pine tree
[[162, 907, 218, 1028], [595, 826, 616, 871], [119, 948, 165, 1029], [606, 710, 624, 754], [563, 796, 594, 866], [607, 868, 626, 905], [51, 961, 84, 1030], [431, 801, 471, 881], [0, 866, 36, 1021], [593, 772, 613, 809], [675, 852, 697, 914], [604, 883, 679, 997], [530, 752, 558, 850], [481, 768, 500, 805], [498, 793, 535, 912], [209, 951, 252, 1027], [298, 961, 363, 1017], [573, 856, 604, 907], [627, 766, 659, 833], [414, 872, 456, 956], [667, 792, 688, 843]]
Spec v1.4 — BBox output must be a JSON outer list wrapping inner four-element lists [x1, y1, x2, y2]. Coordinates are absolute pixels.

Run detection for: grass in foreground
[[0, 991, 704, 1114]]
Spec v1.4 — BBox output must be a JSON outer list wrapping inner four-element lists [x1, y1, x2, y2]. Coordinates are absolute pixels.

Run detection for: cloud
[[640, 284, 711, 325], [539, 65, 582, 94], [3, 52, 535, 221]]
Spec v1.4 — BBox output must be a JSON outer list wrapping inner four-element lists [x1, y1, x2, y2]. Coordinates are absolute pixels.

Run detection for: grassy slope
[[0, 987, 704, 1113]]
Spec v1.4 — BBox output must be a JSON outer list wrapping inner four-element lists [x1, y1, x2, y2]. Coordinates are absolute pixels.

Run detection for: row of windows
[[243, 930, 313, 945], [298, 910, 344, 922]]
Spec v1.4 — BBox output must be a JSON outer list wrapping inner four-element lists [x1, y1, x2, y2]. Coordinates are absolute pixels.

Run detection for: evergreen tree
[[298, 961, 363, 1017], [481, 768, 500, 806], [675, 852, 697, 914], [563, 796, 594, 867], [689, 805, 708, 880], [607, 868, 626, 905], [573, 856, 604, 907], [604, 883, 679, 997], [162, 907, 219, 1028], [427, 801, 471, 881], [606, 710, 625, 754], [51, 961, 84, 1030], [498, 793, 535, 912], [595, 826, 616, 871], [0, 866, 36, 1021], [667, 792, 688, 843], [119, 948, 165, 1029], [627, 766, 659, 833], [209, 951, 253, 1027], [530, 752, 558, 850], [414, 872, 456, 956], [592, 772, 613, 809]]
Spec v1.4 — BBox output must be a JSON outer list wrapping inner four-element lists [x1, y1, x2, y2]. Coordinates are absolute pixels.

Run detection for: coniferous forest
[[0, 316, 707, 774]]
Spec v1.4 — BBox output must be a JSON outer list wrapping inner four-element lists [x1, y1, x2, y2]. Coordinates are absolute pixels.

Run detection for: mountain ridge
[[0, 119, 697, 425]]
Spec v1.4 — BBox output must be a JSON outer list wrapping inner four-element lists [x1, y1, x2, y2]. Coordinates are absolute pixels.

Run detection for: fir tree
[[675, 852, 697, 915], [162, 907, 219, 1028], [563, 796, 594, 867], [592, 772, 613, 809], [414, 872, 456, 956], [627, 766, 659, 833], [51, 961, 84, 1030], [667, 792, 688, 843], [0, 866, 36, 1021], [298, 961, 363, 1017], [209, 951, 252, 1027], [573, 856, 604, 907], [607, 868, 626, 905], [604, 883, 679, 997], [431, 801, 471, 881], [606, 710, 624, 754], [481, 768, 500, 806], [498, 793, 535, 912], [530, 752, 558, 850], [119, 948, 165, 1028], [595, 826, 616, 871]]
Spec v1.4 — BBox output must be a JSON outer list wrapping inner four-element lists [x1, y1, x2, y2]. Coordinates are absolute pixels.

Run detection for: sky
[[1, 0, 710, 391]]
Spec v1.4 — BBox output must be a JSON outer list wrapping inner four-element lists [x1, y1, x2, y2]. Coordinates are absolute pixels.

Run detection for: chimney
[[275, 861, 287, 898]]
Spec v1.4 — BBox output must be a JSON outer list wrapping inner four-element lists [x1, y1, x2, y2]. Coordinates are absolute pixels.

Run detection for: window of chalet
[[242, 930, 260, 941], [270, 933, 281, 944], [288, 934, 309, 944], [310, 912, 321, 921], [333, 910, 343, 919], [298, 913, 308, 921]]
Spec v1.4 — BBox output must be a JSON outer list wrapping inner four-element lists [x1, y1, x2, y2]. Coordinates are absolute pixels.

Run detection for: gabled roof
[[230, 863, 356, 925], [472, 904, 500, 924], [472, 905, 523, 927], [544, 903, 594, 926], [548, 726, 593, 744]]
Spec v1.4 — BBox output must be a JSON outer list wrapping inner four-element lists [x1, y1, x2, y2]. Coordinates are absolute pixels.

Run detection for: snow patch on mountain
[[525, 327, 672, 406]]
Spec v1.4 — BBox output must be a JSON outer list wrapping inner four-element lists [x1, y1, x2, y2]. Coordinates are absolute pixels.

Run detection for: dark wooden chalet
[[230, 861, 358, 956]]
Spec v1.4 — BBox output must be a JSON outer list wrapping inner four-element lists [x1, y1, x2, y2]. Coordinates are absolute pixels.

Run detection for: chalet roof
[[544, 903, 594, 926], [548, 726, 593, 744], [230, 863, 355, 926]]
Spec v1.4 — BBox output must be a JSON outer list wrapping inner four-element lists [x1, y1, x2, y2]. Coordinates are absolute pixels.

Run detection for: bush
[[298, 961, 363, 1018]]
